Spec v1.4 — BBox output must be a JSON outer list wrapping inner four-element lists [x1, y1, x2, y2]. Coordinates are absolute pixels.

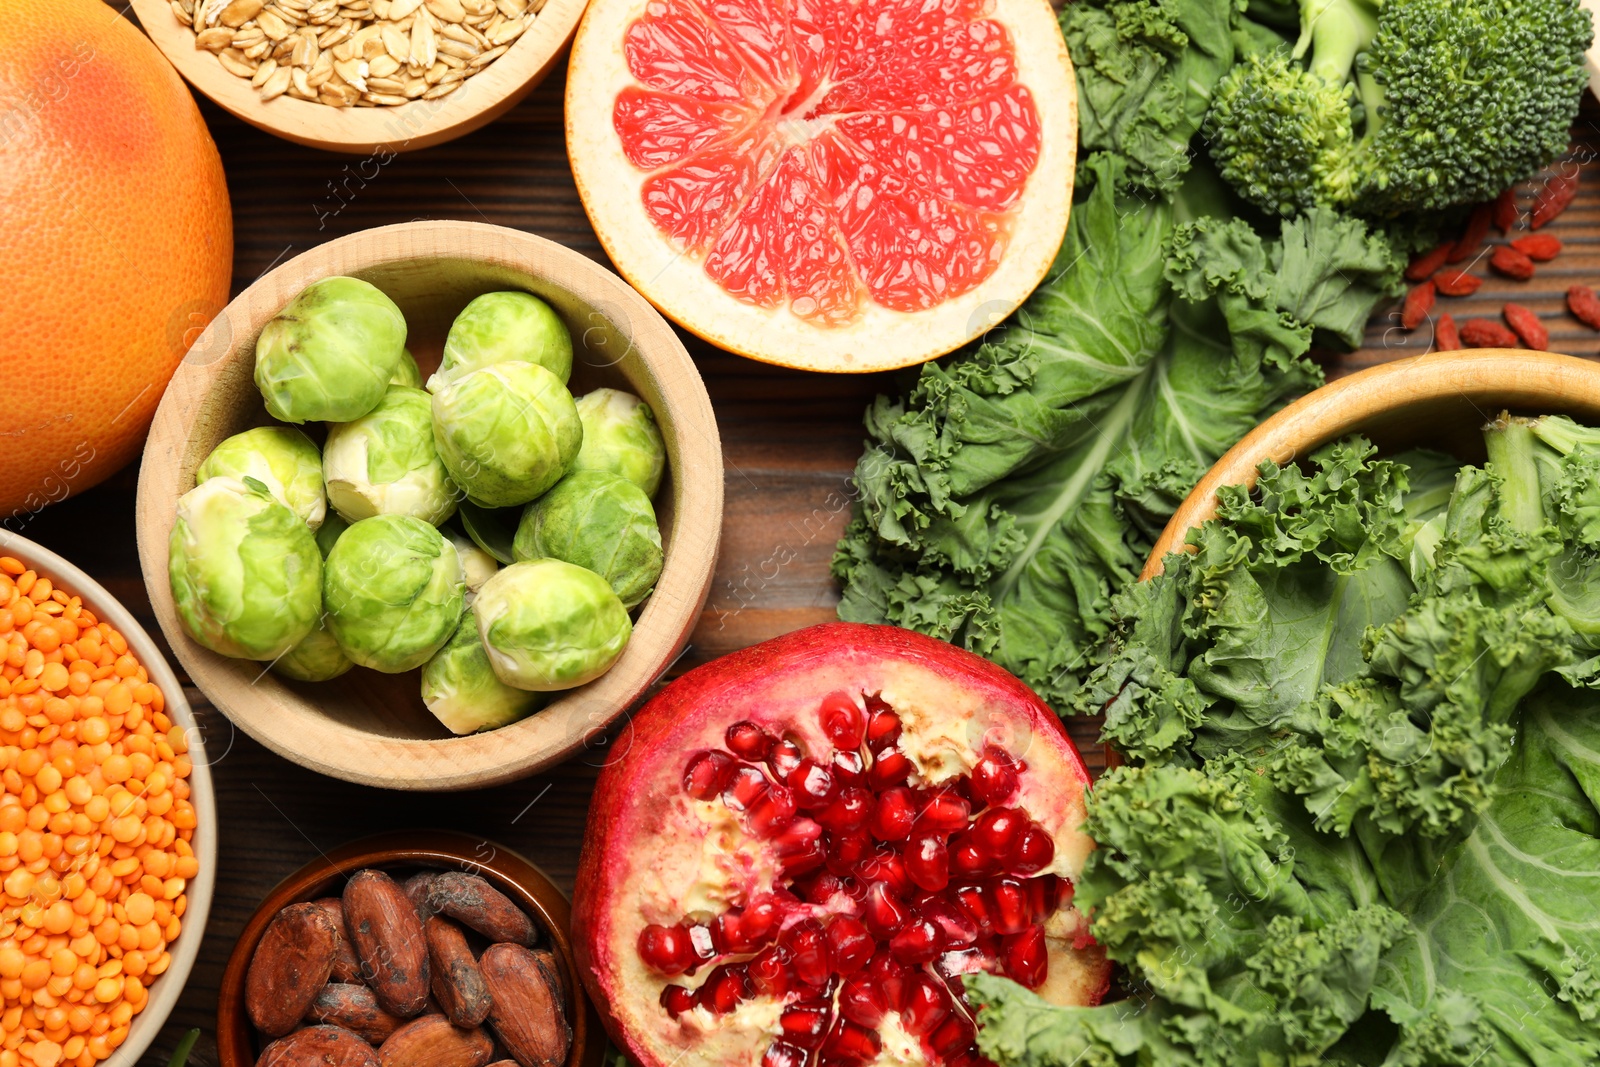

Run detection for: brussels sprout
[[429, 292, 572, 391], [271, 617, 353, 682], [448, 530, 500, 596], [513, 472, 663, 608], [314, 512, 350, 558], [476, 560, 631, 690], [391, 348, 424, 389], [168, 477, 322, 661], [323, 386, 459, 526], [431, 362, 582, 508], [254, 276, 408, 424], [196, 426, 328, 530], [323, 515, 465, 673], [421, 610, 542, 734], [571, 389, 666, 497]]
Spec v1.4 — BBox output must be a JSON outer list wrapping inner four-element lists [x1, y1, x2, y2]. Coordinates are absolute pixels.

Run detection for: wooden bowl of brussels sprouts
[[134, 221, 723, 791]]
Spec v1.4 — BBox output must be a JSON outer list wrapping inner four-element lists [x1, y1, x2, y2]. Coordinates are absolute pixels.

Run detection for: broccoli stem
[[1484, 417, 1546, 534], [1294, 0, 1382, 84]]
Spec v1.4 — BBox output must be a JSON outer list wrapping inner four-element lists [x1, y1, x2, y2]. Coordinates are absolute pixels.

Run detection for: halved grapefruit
[[565, 0, 1077, 373]]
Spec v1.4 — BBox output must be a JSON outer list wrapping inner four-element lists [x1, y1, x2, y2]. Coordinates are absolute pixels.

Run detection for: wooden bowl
[[129, 0, 589, 154], [134, 220, 722, 791], [1143, 349, 1600, 578], [215, 830, 603, 1067], [0, 532, 218, 1067]]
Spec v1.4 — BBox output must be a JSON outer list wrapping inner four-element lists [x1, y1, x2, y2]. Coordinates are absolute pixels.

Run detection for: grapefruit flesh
[[568, 0, 1076, 372], [0, 0, 232, 519]]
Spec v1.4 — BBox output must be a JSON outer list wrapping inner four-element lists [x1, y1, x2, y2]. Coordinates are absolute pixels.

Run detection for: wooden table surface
[[20, 11, 1600, 1062]]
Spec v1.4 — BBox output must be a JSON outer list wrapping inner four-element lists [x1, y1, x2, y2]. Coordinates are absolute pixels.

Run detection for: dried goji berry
[[1568, 286, 1600, 331], [1449, 204, 1494, 262], [1459, 318, 1520, 349], [1435, 270, 1483, 297], [1490, 246, 1536, 281], [1406, 243, 1452, 282], [1435, 313, 1462, 352], [1493, 187, 1521, 233], [1503, 304, 1549, 350], [1401, 281, 1436, 329], [1532, 171, 1579, 229], [1512, 234, 1563, 262]]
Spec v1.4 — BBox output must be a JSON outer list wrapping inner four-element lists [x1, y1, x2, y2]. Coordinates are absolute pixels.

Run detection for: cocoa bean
[[314, 897, 365, 984], [402, 871, 439, 918], [426, 916, 494, 1028], [258, 1024, 379, 1067], [247, 902, 340, 1037], [307, 983, 408, 1045], [426, 873, 537, 946], [479, 944, 571, 1067], [344, 869, 431, 1017], [377, 1014, 494, 1067]]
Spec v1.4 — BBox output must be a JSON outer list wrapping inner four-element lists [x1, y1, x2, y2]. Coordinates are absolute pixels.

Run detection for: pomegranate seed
[[659, 984, 696, 1017], [637, 923, 696, 974], [827, 829, 874, 873], [1003, 924, 1048, 989], [742, 897, 781, 945], [838, 972, 887, 1027], [723, 764, 769, 812], [798, 871, 847, 905], [779, 1002, 834, 1049], [831, 749, 866, 785], [865, 703, 901, 747], [923, 897, 978, 947], [862, 881, 908, 938], [949, 834, 995, 880], [928, 1012, 977, 1058], [747, 783, 797, 837], [823, 1018, 883, 1065], [781, 838, 826, 877], [970, 807, 1025, 858], [889, 916, 943, 964], [683, 749, 737, 800], [970, 745, 1019, 806], [788, 760, 838, 810], [688, 923, 716, 962], [855, 849, 909, 896], [866, 746, 912, 789], [710, 910, 741, 954], [917, 791, 971, 833], [817, 786, 872, 833], [819, 691, 867, 750], [904, 832, 950, 893], [761, 1042, 807, 1067], [870, 787, 917, 841], [774, 816, 822, 855], [727, 720, 774, 762], [1008, 824, 1055, 875], [866, 950, 911, 1012], [698, 964, 751, 1014], [824, 916, 873, 974], [748, 945, 789, 997], [1026, 875, 1061, 921], [768, 736, 806, 779], [990, 879, 1030, 935], [953, 884, 992, 932], [901, 972, 952, 1036], [783, 920, 833, 987]]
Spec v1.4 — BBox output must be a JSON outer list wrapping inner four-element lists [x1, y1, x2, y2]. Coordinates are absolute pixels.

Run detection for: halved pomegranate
[[574, 623, 1109, 1067]]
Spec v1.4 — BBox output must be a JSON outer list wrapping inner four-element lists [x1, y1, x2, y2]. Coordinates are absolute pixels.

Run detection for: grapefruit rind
[[566, 0, 1078, 374]]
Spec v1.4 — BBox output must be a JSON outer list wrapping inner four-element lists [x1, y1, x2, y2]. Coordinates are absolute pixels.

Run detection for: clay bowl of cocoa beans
[[216, 830, 602, 1067]]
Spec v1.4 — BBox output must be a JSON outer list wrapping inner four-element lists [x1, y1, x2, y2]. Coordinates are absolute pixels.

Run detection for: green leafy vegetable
[[972, 417, 1600, 1066]]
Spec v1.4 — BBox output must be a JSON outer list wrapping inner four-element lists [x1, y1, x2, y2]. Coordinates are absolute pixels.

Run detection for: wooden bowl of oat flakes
[[130, 0, 589, 154]]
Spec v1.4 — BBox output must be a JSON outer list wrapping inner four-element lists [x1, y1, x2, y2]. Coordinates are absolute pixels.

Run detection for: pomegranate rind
[[573, 622, 1109, 1067], [565, 0, 1078, 374]]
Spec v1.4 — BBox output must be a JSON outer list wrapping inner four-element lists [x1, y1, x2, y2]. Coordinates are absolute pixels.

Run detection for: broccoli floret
[[1204, 0, 1594, 218]]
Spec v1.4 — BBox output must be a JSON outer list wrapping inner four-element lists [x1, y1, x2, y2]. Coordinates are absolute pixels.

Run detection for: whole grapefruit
[[0, 0, 232, 521]]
